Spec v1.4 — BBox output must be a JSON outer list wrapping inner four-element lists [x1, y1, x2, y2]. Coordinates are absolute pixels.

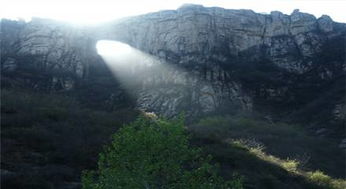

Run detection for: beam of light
[[95, 40, 252, 117], [96, 41, 132, 57], [95, 40, 174, 89], [96, 40, 157, 73], [95, 40, 195, 114]]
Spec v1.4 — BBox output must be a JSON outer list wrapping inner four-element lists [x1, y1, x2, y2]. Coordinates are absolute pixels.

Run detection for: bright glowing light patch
[[1, 0, 346, 24], [96, 40, 132, 56], [95, 39, 186, 103]]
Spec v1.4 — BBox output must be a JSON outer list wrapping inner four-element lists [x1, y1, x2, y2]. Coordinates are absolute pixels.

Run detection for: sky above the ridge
[[1, 0, 345, 24]]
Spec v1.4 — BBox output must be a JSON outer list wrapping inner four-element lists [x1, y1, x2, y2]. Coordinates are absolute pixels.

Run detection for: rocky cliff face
[[1, 4, 345, 124]]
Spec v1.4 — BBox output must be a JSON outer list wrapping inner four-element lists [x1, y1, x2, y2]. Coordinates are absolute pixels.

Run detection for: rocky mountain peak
[[318, 14, 334, 32], [1, 5, 345, 121]]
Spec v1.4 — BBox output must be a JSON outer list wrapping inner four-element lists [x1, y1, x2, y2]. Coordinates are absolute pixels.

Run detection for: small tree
[[82, 115, 242, 189]]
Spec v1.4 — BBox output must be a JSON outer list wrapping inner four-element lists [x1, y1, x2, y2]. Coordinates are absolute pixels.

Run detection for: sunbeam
[[95, 40, 196, 115], [96, 41, 132, 57], [94, 39, 234, 117], [95, 40, 170, 88]]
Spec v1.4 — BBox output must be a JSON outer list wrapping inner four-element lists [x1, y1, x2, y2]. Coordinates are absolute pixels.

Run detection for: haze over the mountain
[[2, 0, 346, 23]]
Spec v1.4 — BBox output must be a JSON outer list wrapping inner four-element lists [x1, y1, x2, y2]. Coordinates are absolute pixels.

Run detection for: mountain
[[1, 4, 346, 188], [2, 4, 345, 128]]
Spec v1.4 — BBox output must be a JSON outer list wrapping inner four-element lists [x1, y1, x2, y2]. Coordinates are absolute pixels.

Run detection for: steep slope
[[97, 5, 346, 124], [1, 89, 345, 188]]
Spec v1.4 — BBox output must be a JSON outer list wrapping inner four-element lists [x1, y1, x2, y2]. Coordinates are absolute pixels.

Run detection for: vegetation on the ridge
[[230, 140, 345, 189], [190, 116, 345, 178], [1, 89, 345, 189], [189, 116, 346, 189]]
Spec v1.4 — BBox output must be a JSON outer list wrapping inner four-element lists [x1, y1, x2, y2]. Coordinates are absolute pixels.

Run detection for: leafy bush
[[82, 116, 243, 189]]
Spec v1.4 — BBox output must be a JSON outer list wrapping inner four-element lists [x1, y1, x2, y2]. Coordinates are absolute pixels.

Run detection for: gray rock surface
[[1, 4, 345, 119], [0, 169, 18, 182], [339, 138, 346, 149]]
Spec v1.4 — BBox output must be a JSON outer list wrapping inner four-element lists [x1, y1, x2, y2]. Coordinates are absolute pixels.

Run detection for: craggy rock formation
[[1, 19, 94, 89], [1, 4, 346, 123]]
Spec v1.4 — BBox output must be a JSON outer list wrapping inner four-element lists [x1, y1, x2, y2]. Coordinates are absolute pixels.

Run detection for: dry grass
[[229, 139, 300, 174], [307, 171, 346, 189], [228, 139, 345, 189]]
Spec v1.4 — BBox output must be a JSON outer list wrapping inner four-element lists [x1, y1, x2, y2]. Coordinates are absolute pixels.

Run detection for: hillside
[[1, 4, 345, 189]]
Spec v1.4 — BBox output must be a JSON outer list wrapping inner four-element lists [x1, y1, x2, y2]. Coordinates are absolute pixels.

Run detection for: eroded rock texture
[[1, 4, 346, 122]]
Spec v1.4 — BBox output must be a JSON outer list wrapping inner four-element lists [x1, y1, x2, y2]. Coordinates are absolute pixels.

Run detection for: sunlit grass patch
[[228, 139, 300, 174], [190, 115, 345, 178], [226, 139, 346, 189], [191, 115, 346, 188], [281, 159, 299, 173], [307, 170, 346, 189]]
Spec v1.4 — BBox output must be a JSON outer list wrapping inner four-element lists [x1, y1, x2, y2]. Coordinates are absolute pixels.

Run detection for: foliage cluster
[[82, 116, 243, 189]]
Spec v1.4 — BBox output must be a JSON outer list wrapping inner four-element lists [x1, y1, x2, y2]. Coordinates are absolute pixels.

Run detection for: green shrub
[[281, 159, 299, 173], [308, 171, 332, 186], [82, 116, 243, 189], [307, 171, 346, 189]]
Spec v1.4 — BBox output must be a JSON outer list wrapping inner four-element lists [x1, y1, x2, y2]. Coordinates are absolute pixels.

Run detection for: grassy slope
[[1, 89, 345, 189], [192, 136, 345, 189], [189, 116, 346, 189], [190, 116, 346, 178], [1, 89, 139, 188]]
